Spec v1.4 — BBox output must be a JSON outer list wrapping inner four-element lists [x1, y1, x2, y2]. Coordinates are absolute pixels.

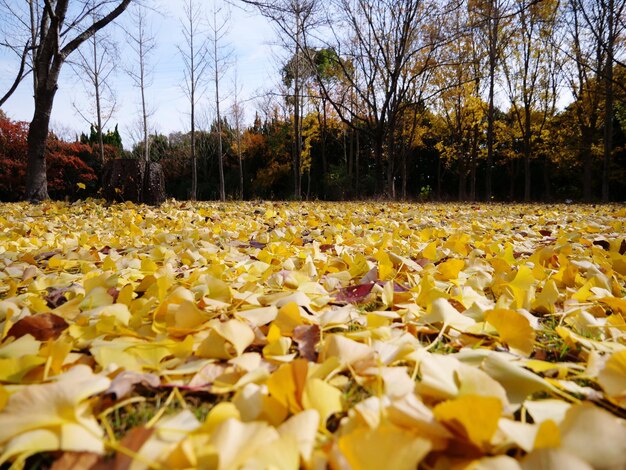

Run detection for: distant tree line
[[1, 0, 625, 202]]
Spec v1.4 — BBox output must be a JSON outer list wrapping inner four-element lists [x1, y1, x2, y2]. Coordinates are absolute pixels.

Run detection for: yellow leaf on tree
[[485, 308, 536, 356]]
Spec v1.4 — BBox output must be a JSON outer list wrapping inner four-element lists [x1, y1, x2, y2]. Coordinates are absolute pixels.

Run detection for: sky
[[0, 0, 279, 148]]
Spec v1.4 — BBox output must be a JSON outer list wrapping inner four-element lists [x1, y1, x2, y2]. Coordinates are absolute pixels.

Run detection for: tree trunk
[[485, 62, 496, 201], [191, 109, 197, 200], [215, 61, 225, 202], [581, 127, 593, 201], [374, 133, 384, 195], [523, 107, 532, 201], [190, 43, 197, 201], [93, 35, 105, 165], [321, 99, 328, 199], [237, 132, 244, 200], [355, 129, 360, 196], [602, 0, 615, 203], [436, 154, 442, 200], [470, 124, 478, 201], [292, 22, 302, 200], [103, 158, 165, 205], [386, 121, 396, 198], [25, 93, 55, 201], [402, 141, 407, 200], [485, 6, 498, 201]]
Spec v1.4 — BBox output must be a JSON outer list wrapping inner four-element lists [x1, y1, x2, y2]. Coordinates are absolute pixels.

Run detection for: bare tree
[[0, 0, 37, 106], [561, 0, 625, 200], [179, 0, 210, 200], [470, 0, 512, 200], [563, 0, 602, 200], [125, 3, 156, 163], [231, 67, 245, 199], [1, 0, 132, 201], [311, 0, 444, 197], [209, 1, 232, 202], [71, 3, 119, 164], [502, 0, 561, 201], [240, 0, 319, 199]]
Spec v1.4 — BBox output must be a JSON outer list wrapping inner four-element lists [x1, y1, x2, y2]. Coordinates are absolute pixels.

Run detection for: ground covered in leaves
[[0, 200, 626, 469]]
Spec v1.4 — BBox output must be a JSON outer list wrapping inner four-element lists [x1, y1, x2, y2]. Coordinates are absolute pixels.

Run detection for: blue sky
[[0, 0, 278, 148]]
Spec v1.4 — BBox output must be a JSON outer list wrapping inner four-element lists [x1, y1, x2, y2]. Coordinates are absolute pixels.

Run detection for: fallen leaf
[[105, 371, 160, 400], [337, 424, 431, 470], [7, 313, 68, 341], [485, 309, 536, 356], [293, 324, 320, 361], [433, 395, 502, 452]]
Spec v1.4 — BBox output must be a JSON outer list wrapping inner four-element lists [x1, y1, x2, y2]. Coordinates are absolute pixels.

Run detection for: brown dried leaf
[[45, 287, 72, 308], [335, 283, 375, 303], [51, 452, 106, 470], [7, 313, 68, 341], [113, 427, 155, 470], [293, 324, 320, 361]]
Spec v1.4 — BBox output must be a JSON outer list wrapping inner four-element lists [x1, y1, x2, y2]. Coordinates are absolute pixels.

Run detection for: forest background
[[0, 0, 625, 203]]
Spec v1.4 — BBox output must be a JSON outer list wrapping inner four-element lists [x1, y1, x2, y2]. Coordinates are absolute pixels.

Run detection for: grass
[[99, 389, 226, 442]]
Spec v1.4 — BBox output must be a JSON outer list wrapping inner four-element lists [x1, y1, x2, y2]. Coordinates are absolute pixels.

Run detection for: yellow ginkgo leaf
[[485, 309, 536, 356], [422, 241, 438, 261], [302, 378, 342, 429], [433, 395, 503, 452], [506, 266, 535, 309], [277, 409, 320, 463], [422, 297, 475, 332], [436, 258, 465, 281], [337, 424, 431, 470], [208, 418, 280, 470], [533, 419, 560, 449], [531, 279, 560, 315], [0, 365, 110, 464], [266, 359, 308, 414], [597, 349, 626, 406], [560, 403, 626, 469], [196, 319, 254, 360], [272, 301, 304, 336], [200, 402, 241, 434]]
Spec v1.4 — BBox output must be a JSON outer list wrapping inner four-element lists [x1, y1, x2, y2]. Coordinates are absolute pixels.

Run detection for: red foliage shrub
[[0, 117, 29, 199], [47, 141, 98, 199], [0, 115, 97, 200]]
